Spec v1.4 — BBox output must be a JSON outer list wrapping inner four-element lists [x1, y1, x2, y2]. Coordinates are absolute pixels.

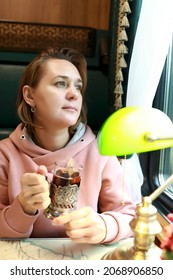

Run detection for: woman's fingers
[[52, 207, 106, 244], [19, 166, 50, 214], [21, 183, 49, 196], [21, 173, 46, 186], [52, 207, 92, 225]]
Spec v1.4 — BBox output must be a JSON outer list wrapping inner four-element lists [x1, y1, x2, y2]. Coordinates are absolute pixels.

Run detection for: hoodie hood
[[9, 123, 96, 169]]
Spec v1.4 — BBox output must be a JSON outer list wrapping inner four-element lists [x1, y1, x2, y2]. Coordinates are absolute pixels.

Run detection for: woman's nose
[[66, 85, 78, 100]]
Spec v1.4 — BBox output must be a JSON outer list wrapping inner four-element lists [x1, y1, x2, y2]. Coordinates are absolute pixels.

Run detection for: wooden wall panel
[[0, 0, 110, 30]]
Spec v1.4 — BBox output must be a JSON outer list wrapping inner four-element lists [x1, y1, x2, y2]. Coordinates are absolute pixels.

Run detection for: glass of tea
[[44, 158, 82, 219]]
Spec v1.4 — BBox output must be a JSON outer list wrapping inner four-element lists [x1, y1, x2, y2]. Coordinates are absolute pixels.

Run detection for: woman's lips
[[62, 106, 77, 112]]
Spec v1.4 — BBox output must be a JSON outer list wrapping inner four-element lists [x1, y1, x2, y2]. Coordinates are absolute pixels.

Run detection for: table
[[0, 238, 124, 260], [0, 238, 162, 260]]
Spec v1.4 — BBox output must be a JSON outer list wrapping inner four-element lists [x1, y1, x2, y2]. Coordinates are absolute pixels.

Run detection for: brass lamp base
[[102, 196, 163, 260], [101, 238, 162, 260]]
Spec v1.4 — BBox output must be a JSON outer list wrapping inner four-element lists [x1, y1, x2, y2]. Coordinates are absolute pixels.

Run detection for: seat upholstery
[[0, 64, 25, 139]]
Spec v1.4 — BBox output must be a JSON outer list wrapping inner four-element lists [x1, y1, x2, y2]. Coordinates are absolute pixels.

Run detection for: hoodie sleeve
[[0, 148, 39, 238], [98, 156, 136, 243], [0, 198, 39, 238]]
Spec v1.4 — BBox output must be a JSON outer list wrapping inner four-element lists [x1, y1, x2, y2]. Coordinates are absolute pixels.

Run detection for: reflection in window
[[159, 36, 173, 199]]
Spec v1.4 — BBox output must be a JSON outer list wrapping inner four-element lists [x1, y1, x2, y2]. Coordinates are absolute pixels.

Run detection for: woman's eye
[[75, 84, 82, 92], [55, 81, 66, 87]]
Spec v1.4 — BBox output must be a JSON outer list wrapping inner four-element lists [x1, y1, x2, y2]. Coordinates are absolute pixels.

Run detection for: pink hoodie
[[0, 123, 135, 243]]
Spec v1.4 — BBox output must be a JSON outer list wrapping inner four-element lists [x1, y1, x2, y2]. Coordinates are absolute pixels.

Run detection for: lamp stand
[[102, 196, 162, 260], [102, 174, 173, 260]]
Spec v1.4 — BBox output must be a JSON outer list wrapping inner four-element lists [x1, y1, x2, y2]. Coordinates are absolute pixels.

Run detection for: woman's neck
[[31, 127, 71, 151]]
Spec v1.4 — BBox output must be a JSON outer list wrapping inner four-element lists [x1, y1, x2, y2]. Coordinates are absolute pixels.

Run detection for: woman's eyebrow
[[55, 75, 83, 84], [55, 75, 68, 80]]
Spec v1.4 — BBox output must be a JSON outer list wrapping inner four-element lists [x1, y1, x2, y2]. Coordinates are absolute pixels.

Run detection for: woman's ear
[[23, 85, 35, 107]]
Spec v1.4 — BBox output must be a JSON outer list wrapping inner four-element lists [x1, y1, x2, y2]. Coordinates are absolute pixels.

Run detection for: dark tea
[[44, 159, 82, 219]]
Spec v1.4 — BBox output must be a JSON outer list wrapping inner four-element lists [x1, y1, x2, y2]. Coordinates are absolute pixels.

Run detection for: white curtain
[[126, 0, 173, 107], [124, 0, 173, 203]]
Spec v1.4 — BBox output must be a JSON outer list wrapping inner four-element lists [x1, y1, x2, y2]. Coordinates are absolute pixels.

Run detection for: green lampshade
[[98, 106, 173, 156]]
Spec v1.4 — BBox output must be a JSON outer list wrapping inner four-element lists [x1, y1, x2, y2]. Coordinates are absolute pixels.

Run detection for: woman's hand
[[18, 165, 51, 215], [52, 207, 106, 244]]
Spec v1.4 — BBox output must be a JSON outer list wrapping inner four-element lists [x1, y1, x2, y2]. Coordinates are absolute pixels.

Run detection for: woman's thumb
[[37, 165, 48, 176]]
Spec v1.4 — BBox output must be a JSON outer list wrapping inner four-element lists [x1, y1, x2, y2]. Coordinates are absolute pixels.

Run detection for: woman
[[0, 48, 135, 243]]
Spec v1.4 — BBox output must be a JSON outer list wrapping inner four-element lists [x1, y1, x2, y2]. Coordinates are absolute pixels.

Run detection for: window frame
[[141, 54, 173, 215]]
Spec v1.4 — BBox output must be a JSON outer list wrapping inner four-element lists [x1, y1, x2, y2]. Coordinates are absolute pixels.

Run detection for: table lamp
[[97, 106, 173, 260]]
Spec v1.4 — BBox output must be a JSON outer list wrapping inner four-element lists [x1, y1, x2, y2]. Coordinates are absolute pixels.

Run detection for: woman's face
[[28, 59, 83, 130]]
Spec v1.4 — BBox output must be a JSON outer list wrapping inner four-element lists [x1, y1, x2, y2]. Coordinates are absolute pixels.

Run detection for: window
[[146, 35, 173, 215], [159, 37, 173, 200]]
